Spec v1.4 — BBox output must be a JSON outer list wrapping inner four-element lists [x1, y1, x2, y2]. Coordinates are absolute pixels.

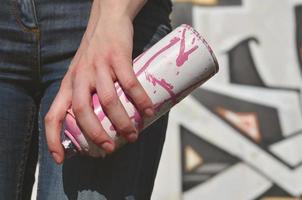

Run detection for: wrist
[[97, 13, 133, 30], [94, 13, 134, 43], [98, 0, 146, 21]]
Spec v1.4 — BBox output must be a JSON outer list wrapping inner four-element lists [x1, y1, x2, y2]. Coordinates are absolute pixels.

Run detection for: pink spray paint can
[[62, 24, 219, 157]]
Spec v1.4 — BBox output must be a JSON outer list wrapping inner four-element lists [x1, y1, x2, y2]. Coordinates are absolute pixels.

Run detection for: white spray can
[[62, 24, 219, 157]]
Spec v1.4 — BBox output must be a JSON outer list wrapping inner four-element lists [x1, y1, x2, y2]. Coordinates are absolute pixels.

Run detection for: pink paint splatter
[[65, 114, 82, 137], [135, 37, 181, 77], [92, 94, 100, 108], [64, 130, 82, 151], [176, 28, 198, 67], [90, 26, 199, 128], [92, 94, 106, 122], [154, 102, 165, 112], [114, 84, 120, 90], [129, 109, 143, 130], [114, 82, 123, 97], [153, 77, 204, 112], [115, 83, 132, 104], [154, 98, 172, 112], [109, 125, 115, 131], [191, 37, 196, 45], [145, 72, 176, 104], [113, 26, 200, 97]]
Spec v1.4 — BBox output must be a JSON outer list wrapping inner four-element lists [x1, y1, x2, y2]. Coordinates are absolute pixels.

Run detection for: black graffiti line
[[205, 108, 299, 170], [179, 118, 302, 196]]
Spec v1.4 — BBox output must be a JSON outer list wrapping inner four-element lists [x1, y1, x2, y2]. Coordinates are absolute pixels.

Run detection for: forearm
[[98, 0, 147, 21]]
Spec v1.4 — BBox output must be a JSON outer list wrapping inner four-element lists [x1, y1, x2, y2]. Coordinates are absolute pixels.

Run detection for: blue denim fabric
[[0, 0, 171, 199]]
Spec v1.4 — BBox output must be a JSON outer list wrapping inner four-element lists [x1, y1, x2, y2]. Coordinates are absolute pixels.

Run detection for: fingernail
[[127, 133, 138, 142], [101, 142, 114, 153], [51, 152, 61, 163], [144, 108, 154, 117]]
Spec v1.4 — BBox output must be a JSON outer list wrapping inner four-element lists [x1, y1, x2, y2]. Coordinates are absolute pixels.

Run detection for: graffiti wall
[[152, 0, 302, 199]]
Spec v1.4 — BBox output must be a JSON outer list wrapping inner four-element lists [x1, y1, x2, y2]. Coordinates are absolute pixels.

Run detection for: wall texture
[[152, 0, 302, 199]]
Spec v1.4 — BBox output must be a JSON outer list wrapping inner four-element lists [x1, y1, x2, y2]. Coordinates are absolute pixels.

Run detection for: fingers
[[72, 70, 115, 153], [95, 67, 138, 142], [45, 79, 72, 164], [112, 54, 154, 117]]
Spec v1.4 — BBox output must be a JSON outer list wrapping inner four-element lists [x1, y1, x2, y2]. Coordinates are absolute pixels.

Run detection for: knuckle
[[92, 56, 105, 68], [60, 79, 68, 88], [72, 64, 88, 79], [101, 92, 117, 108], [136, 93, 151, 108], [72, 102, 85, 116], [61, 75, 69, 85], [60, 79, 71, 91], [71, 73, 81, 85], [82, 37, 90, 47], [44, 113, 56, 124], [71, 66, 81, 77], [114, 54, 131, 65], [123, 78, 138, 91], [47, 139, 57, 150], [118, 122, 133, 134], [89, 131, 106, 145], [91, 58, 99, 69]]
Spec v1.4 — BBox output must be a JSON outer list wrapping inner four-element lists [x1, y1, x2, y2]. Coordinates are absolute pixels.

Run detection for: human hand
[[45, 0, 152, 164]]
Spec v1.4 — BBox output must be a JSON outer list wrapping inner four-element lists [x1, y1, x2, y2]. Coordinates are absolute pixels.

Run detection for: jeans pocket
[[11, 0, 38, 31]]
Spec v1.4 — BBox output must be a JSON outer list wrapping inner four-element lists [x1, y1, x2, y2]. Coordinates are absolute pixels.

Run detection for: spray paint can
[[62, 24, 219, 157]]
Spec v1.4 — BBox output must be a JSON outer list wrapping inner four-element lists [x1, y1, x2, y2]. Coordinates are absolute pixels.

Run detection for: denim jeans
[[0, 0, 171, 199]]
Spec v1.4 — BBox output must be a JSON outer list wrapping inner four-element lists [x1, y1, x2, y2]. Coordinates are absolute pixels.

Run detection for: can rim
[[180, 24, 219, 74]]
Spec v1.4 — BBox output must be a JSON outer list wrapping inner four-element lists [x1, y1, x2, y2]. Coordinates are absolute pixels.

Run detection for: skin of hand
[[45, 0, 153, 164]]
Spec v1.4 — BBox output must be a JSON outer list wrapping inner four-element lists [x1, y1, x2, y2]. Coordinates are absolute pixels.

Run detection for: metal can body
[[62, 24, 219, 157]]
